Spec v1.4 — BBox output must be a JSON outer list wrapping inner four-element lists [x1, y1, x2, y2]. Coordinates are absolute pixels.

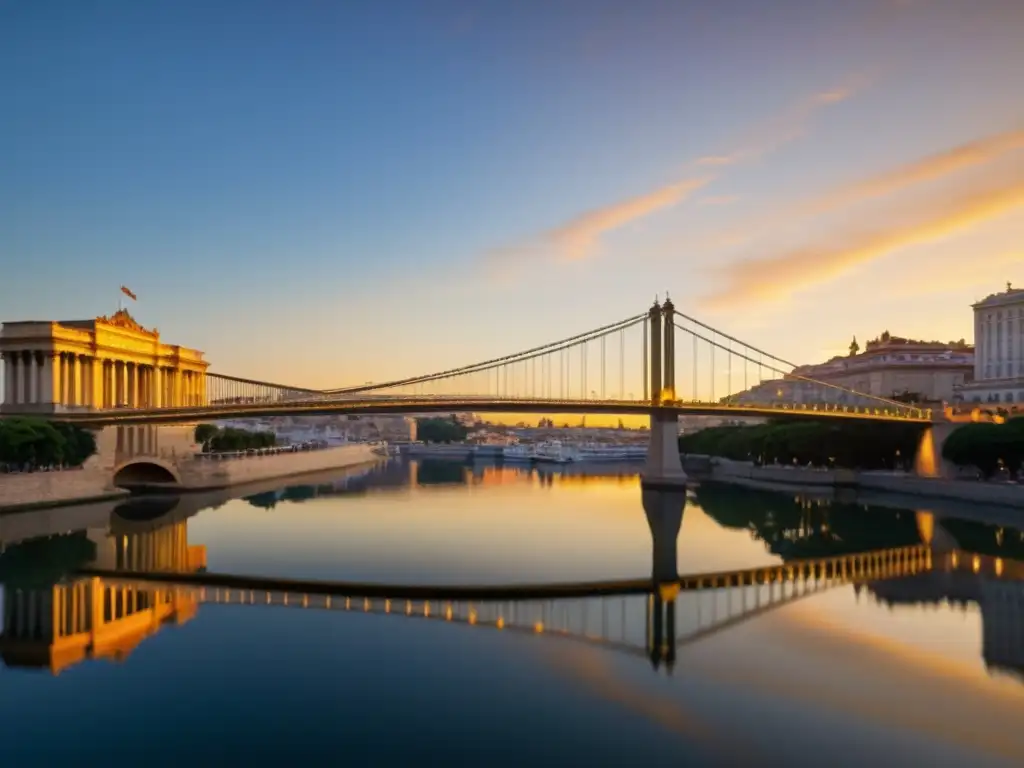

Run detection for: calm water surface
[[2, 458, 1024, 766]]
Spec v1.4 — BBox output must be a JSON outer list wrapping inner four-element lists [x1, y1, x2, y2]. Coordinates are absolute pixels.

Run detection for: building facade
[[0, 309, 208, 413], [957, 285, 1024, 405], [732, 332, 973, 407]]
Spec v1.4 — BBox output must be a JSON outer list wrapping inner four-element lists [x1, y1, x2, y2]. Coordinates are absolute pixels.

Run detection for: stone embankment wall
[[1, 423, 378, 512], [176, 443, 376, 490], [692, 456, 1024, 510], [0, 470, 126, 514]]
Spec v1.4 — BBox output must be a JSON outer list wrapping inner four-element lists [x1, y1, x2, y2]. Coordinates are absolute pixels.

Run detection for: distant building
[[731, 331, 973, 406], [956, 283, 1024, 405]]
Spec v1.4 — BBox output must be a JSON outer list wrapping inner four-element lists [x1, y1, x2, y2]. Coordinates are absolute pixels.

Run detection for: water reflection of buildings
[[864, 552, 1024, 681], [0, 499, 205, 674]]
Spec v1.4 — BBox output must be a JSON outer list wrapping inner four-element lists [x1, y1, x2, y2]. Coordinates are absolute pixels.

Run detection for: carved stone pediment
[[98, 309, 156, 336]]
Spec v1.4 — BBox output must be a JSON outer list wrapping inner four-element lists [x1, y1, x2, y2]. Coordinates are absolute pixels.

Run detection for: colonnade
[[0, 350, 205, 410]]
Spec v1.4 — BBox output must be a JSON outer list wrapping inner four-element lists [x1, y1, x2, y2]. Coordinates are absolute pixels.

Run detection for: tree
[[679, 420, 923, 470], [415, 418, 468, 444], [942, 421, 1024, 478], [202, 425, 277, 453], [194, 423, 220, 450], [0, 417, 97, 468]]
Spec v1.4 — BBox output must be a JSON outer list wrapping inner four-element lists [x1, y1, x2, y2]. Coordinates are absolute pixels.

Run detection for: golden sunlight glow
[[915, 511, 934, 546], [914, 428, 939, 477]]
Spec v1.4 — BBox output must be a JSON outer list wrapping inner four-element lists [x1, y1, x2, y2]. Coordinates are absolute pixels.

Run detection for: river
[[1, 458, 1023, 766]]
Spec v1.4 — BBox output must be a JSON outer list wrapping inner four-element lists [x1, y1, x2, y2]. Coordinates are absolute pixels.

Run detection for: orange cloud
[[811, 128, 1024, 215], [701, 181, 1024, 309], [550, 177, 710, 261], [709, 127, 1024, 251]]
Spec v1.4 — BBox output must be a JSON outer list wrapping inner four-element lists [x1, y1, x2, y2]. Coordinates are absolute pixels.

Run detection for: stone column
[[91, 357, 104, 409], [26, 352, 39, 405], [120, 361, 129, 407], [71, 354, 82, 407], [12, 352, 22, 405], [153, 366, 163, 408], [0, 352, 11, 406], [107, 361, 115, 408], [38, 352, 49, 405], [42, 352, 60, 406], [22, 351, 34, 405], [61, 353, 71, 406]]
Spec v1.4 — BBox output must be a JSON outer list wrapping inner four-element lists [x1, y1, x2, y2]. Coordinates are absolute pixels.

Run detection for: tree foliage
[[198, 425, 277, 452], [941, 419, 1024, 478], [0, 417, 97, 468], [194, 423, 220, 450], [416, 417, 469, 444], [678, 420, 924, 470]]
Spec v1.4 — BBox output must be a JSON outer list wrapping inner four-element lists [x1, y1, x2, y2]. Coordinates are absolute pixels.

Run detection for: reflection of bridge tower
[[0, 509, 205, 674], [643, 298, 687, 489], [642, 487, 685, 670]]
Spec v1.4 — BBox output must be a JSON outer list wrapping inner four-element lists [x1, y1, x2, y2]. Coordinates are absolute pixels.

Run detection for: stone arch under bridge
[[112, 458, 182, 489]]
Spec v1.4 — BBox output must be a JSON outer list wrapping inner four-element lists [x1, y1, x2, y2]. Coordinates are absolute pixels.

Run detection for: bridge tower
[[642, 297, 687, 488]]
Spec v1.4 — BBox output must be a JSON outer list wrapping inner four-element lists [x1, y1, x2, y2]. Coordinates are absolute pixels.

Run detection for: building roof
[[973, 284, 1024, 309]]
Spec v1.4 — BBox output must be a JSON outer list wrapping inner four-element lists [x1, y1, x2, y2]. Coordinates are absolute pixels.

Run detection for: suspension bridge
[[2, 298, 946, 486], [3, 299, 934, 427]]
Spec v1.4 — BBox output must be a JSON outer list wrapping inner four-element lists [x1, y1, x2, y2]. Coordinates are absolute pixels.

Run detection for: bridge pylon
[[642, 297, 687, 488]]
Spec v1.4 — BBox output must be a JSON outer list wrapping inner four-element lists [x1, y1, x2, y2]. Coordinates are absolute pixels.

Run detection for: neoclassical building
[[0, 310, 208, 413], [956, 284, 1024, 405]]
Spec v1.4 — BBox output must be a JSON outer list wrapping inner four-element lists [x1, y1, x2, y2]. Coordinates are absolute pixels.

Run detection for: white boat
[[502, 444, 535, 462], [574, 443, 647, 462], [533, 440, 580, 464]]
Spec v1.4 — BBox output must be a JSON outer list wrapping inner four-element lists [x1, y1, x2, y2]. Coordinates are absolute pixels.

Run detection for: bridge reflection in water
[[2, 486, 1024, 678]]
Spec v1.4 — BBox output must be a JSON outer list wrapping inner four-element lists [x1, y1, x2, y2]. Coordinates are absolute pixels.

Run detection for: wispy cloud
[[806, 128, 1024, 215], [696, 80, 862, 168], [700, 180, 1024, 309], [550, 177, 710, 261], [489, 78, 858, 269], [708, 127, 1024, 250]]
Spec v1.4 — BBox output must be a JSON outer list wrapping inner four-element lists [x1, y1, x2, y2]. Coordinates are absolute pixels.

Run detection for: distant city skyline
[[1, 0, 1022, 388]]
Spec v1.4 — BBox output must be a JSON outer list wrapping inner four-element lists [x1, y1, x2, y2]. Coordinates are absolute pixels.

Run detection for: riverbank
[[691, 455, 1024, 511], [0, 443, 380, 514]]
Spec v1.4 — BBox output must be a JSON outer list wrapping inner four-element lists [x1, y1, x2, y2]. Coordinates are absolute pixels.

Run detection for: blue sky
[[2, 0, 1023, 387]]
